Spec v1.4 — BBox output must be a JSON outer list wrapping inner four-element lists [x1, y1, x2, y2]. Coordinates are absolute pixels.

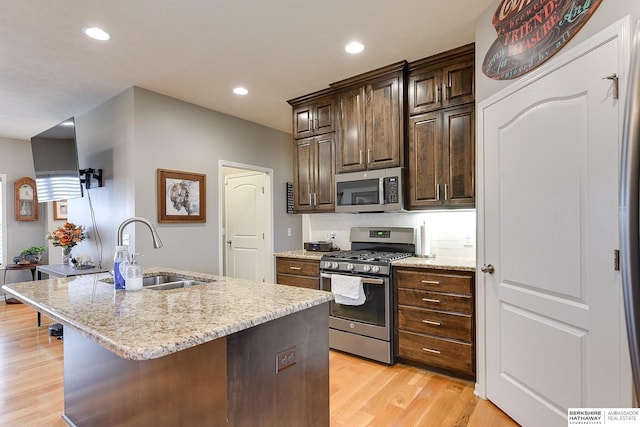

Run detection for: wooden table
[[3, 263, 43, 304]]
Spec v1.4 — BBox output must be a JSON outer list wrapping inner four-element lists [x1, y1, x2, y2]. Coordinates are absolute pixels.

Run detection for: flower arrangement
[[46, 222, 86, 249]]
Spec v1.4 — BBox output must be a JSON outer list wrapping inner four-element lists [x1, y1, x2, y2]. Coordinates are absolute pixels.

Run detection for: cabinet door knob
[[481, 264, 495, 274]]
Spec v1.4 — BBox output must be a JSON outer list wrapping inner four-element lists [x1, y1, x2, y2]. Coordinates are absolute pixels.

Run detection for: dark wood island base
[[62, 303, 330, 427]]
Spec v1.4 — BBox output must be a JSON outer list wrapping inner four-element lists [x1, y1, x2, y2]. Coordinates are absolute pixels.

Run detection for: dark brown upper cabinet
[[289, 88, 336, 212], [331, 61, 407, 174], [407, 104, 475, 209], [288, 89, 335, 140], [293, 133, 335, 212], [406, 44, 476, 210], [407, 44, 475, 116]]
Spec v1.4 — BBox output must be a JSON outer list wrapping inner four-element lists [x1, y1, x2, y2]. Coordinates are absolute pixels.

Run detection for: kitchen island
[[2, 267, 333, 427]]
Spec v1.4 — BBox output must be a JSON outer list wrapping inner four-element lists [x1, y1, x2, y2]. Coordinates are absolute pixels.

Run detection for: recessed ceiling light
[[61, 121, 75, 127], [83, 27, 111, 41], [345, 41, 365, 54], [233, 87, 249, 95]]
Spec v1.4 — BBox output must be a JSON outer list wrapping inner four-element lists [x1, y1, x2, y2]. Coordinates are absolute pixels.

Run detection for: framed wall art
[[157, 169, 206, 223], [14, 176, 38, 221], [53, 199, 68, 220]]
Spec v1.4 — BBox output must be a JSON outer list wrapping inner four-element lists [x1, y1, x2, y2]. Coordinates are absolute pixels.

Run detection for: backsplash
[[302, 210, 476, 259]]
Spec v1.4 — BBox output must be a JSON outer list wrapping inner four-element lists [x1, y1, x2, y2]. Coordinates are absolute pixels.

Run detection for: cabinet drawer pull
[[421, 298, 440, 303], [422, 347, 441, 354], [422, 319, 441, 326], [420, 280, 440, 285], [289, 266, 302, 270]]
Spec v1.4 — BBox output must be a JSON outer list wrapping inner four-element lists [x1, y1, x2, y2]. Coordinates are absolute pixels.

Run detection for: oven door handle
[[320, 272, 385, 285]]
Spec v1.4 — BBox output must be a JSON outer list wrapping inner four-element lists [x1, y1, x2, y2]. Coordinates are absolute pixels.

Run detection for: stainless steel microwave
[[334, 167, 404, 213]]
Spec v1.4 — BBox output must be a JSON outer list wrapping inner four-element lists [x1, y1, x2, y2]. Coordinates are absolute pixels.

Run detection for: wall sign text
[[483, 0, 602, 80]]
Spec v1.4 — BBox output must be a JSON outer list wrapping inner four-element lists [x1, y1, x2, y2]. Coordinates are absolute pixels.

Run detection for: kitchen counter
[[2, 266, 332, 426], [273, 249, 326, 260], [393, 256, 476, 272], [275, 250, 476, 272], [2, 266, 333, 361]]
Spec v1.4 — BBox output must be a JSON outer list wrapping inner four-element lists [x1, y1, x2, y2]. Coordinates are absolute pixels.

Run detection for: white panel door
[[480, 24, 631, 426], [225, 173, 267, 281]]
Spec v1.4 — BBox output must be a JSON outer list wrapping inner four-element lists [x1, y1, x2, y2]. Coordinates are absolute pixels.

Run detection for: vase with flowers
[[47, 222, 86, 265]]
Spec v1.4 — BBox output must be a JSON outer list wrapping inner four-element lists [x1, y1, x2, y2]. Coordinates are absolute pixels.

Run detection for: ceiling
[[0, 0, 494, 141]]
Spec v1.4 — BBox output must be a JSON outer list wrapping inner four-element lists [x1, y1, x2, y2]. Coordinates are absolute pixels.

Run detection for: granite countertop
[[273, 249, 326, 260], [2, 267, 333, 361], [392, 256, 476, 272], [275, 250, 476, 272]]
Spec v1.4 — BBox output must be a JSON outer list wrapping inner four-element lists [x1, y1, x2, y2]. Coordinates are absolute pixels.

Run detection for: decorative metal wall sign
[[483, 0, 602, 80]]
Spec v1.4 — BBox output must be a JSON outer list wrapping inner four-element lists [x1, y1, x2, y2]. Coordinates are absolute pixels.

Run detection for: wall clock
[[14, 177, 38, 221]]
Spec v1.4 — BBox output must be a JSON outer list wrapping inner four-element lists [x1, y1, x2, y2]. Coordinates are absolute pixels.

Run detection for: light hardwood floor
[[0, 301, 518, 426]]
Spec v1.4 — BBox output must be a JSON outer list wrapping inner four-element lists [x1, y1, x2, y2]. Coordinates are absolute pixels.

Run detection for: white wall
[[0, 137, 47, 267], [476, 0, 640, 103], [69, 88, 135, 270], [303, 210, 476, 259], [70, 87, 300, 274]]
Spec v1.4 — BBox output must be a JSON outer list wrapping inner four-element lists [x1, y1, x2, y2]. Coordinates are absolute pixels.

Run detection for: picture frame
[[14, 176, 38, 221], [53, 199, 68, 220], [157, 169, 206, 223]]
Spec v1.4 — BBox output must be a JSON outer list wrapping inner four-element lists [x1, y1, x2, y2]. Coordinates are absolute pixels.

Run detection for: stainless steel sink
[[144, 279, 210, 291], [102, 274, 215, 290], [142, 275, 189, 286]]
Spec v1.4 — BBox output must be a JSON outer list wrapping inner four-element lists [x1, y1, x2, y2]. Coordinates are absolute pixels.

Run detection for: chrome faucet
[[117, 217, 163, 248]]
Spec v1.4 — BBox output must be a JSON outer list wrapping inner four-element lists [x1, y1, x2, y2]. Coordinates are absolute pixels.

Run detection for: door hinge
[[262, 186, 265, 194], [603, 74, 619, 100], [614, 249, 620, 271]]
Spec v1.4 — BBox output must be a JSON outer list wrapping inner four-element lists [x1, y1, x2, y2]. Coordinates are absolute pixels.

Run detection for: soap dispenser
[[124, 253, 143, 292], [113, 245, 130, 290]]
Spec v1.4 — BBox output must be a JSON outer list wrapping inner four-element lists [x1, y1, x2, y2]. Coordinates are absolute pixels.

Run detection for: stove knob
[[363, 265, 371, 272], [346, 263, 354, 270], [371, 265, 380, 273], [323, 261, 332, 269], [331, 262, 339, 269]]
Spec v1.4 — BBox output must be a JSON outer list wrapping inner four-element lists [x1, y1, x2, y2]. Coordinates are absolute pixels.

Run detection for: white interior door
[[479, 22, 631, 426], [225, 172, 267, 281]]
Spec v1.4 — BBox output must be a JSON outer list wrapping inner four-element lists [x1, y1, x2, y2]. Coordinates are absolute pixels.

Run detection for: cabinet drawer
[[398, 331, 473, 374], [276, 273, 319, 290], [276, 258, 319, 277], [395, 269, 471, 294], [398, 306, 471, 341], [397, 288, 471, 314]]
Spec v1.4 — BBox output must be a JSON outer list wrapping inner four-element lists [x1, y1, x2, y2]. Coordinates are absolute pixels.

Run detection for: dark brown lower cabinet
[[276, 257, 320, 289], [395, 267, 475, 378]]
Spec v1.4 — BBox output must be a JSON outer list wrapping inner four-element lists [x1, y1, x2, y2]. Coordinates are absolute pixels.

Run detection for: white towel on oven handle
[[331, 274, 366, 306]]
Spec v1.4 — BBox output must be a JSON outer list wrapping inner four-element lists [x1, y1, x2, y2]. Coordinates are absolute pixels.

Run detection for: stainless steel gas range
[[320, 226, 415, 364]]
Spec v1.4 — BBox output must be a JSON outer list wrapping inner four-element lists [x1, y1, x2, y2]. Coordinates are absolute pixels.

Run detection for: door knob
[[226, 240, 232, 245], [481, 264, 495, 274]]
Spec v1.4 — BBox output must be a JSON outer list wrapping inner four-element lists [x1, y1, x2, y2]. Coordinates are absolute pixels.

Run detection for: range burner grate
[[322, 250, 412, 263]]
